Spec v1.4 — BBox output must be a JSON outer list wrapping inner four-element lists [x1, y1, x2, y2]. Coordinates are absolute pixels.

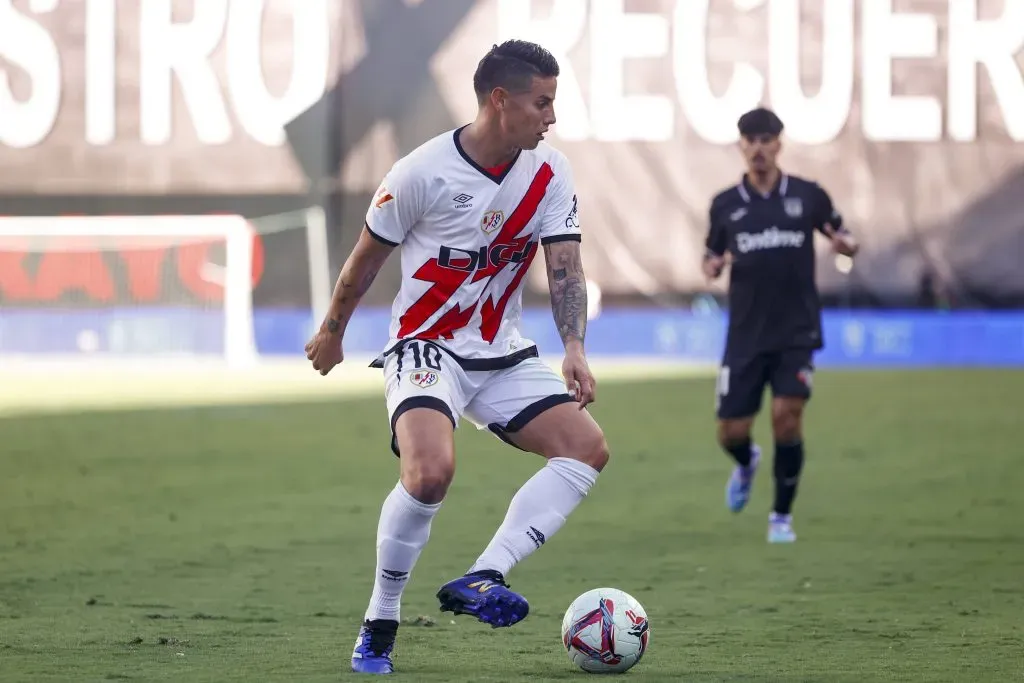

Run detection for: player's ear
[[490, 87, 508, 111]]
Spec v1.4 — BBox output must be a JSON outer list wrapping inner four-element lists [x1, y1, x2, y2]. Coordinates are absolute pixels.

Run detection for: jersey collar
[[453, 125, 521, 185], [738, 173, 789, 202]]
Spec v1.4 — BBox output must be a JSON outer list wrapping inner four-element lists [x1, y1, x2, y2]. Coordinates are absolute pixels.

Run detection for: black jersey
[[706, 174, 845, 356]]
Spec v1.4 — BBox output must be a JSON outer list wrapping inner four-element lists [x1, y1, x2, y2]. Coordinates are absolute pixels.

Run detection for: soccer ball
[[561, 587, 650, 673]]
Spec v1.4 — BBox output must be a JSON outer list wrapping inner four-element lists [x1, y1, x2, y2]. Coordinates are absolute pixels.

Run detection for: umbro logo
[[453, 193, 473, 208], [526, 526, 546, 549], [382, 569, 408, 582]]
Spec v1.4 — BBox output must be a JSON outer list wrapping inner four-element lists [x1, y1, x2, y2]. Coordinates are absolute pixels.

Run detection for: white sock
[[469, 457, 599, 577], [364, 481, 441, 622]]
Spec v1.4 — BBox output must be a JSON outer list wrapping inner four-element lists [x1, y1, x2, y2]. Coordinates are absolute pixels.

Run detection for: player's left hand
[[562, 346, 596, 409], [823, 224, 859, 257]]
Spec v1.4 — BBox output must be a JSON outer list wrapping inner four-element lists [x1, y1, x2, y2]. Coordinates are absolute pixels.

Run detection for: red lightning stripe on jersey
[[477, 163, 554, 341], [397, 259, 471, 339], [397, 162, 555, 341]]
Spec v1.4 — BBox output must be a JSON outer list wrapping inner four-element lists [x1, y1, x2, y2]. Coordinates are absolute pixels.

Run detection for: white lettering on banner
[[861, 0, 941, 142], [0, 0, 61, 149], [498, 0, 1024, 143], [674, 0, 765, 144], [86, 0, 116, 145], [768, 0, 854, 145], [496, 0, 590, 140], [140, 0, 233, 145], [2, 0, 1022, 149], [225, 0, 329, 146], [0, 0, 329, 148], [589, 0, 672, 141], [947, 0, 1024, 142]]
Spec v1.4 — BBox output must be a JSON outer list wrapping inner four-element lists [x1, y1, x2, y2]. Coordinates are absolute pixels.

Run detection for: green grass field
[[2, 368, 1023, 682]]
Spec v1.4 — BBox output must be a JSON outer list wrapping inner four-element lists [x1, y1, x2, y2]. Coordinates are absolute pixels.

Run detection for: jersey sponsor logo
[[783, 197, 804, 217], [437, 242, 533, 273], [408, 369, 439, 388], [736, 226, 806, 253], [565, 194, 580, 229], [481, 209, 504, 234]]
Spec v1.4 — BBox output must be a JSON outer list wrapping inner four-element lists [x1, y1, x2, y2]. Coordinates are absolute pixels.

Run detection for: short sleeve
[[705, 196, 728, 257], [539, 153, 582, 244], [364, 163, 426, 246], [812, 183, 846, 235]]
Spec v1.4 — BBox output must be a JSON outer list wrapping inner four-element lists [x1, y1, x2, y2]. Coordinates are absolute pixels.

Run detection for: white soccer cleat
[[767, 513, 797, 543]]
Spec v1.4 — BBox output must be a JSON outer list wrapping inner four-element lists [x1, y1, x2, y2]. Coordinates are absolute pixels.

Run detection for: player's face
[[499, 76, 557, 150], [740, 133, 781, 174]]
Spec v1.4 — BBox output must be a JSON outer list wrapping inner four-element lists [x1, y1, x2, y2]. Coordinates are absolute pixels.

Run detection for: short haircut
[[473, 40, 559, 103]]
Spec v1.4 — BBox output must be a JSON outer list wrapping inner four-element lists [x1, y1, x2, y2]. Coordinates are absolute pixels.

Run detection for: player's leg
[[716, 354, 769, 512], [352, 343, 466, 674], [436, 358, 607, 628], [765, 349, 814, 543]]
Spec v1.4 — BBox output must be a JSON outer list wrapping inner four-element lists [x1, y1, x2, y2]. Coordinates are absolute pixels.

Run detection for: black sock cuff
[[775, 440, 804, 455], [724, 439, 753, 467]]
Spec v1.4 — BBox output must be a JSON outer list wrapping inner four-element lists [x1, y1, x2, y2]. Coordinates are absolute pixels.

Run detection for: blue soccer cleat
[[351, 619, 397, 675], [726, 443, 762, 513], [436, 570, 529, 628]]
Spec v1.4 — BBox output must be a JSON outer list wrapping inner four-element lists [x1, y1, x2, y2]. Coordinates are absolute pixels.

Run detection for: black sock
[[773, 441, 805, 515], [723, 438, 753, 468]]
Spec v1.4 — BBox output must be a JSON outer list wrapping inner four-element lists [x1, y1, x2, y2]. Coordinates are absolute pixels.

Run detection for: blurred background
[[1, 0, 1022, 379]]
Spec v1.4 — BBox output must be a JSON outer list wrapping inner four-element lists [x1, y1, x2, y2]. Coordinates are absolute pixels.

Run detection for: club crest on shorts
[[797, 367, 813, 388], [408, 370, 439, 388], [784, 197, 803, 218], [481, 210, 504, 234]]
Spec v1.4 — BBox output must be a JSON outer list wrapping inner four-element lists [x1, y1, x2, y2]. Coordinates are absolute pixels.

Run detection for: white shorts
[[380, 340, 574, 456]]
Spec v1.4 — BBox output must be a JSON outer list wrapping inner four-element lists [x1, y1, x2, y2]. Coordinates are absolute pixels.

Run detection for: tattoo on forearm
[[328, 256, 385, 332], [340, 265, 380, 301], [546, 245, 587, 345]]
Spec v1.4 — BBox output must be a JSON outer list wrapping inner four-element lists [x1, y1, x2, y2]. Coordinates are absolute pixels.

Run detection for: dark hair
[[473, 40, 559, 103], [737, 107, 784, 138]]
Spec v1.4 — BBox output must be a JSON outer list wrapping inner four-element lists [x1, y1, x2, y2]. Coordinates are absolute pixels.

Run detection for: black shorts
[[715, 348, 815, 420]]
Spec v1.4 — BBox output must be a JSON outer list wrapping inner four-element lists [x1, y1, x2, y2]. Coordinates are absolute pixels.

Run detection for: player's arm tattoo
[[544, 240, 587, 348], [326, 228, 394, 334]]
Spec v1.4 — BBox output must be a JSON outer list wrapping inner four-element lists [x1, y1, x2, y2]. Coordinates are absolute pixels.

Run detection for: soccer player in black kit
[[703, 107, 859, 543]]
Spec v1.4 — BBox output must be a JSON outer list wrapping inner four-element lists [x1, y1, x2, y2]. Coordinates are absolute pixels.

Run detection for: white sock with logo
[[364, 481, 441, 622], [468, 457, 599, 577]]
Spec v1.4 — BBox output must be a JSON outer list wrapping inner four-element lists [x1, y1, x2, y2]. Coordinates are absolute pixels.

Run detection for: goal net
[[0, 215, 264, 369]]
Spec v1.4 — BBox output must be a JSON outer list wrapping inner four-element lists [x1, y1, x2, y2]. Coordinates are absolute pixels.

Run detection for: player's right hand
[[305, 322, 344, 376], [703, 254, 725, 281]]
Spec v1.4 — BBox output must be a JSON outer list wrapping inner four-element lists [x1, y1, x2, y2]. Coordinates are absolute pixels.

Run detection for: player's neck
[[460, 119, 519, 169], [746, 168, 781, 196]]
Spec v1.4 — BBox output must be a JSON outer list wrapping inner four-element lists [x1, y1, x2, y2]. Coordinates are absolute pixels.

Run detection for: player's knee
[[581, 433, 611, 472], [718, 420, 752, 448], [771, 405, 803, 443], [399, 448, 455, 504], [550, 428, 609, 472]]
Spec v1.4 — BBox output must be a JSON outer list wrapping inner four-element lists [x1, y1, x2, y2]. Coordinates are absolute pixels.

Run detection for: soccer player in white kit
[[304, 40, 610, 675]]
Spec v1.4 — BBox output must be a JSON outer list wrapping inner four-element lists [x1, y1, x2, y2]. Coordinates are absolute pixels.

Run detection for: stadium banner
[[2, 307, 1023, 368], [1, 0, 1023, 307]]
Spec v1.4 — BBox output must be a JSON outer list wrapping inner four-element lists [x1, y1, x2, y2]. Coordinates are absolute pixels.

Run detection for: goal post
[[0, 215, 258, 369]]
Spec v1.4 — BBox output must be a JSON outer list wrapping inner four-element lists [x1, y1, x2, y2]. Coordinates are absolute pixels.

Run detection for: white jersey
[[366, 126, 581, 367]]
